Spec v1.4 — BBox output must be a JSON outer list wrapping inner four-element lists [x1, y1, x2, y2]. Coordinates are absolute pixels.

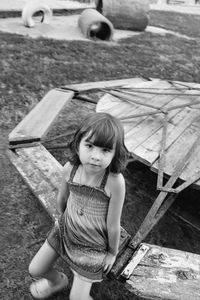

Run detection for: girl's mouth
[[88, 163, 100, 168]]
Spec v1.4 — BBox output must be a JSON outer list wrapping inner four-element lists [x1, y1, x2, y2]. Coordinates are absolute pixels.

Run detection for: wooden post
[[129, 192, 178, 249]]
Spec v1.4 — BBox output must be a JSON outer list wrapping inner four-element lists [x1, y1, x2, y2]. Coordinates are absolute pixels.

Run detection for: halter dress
[[47, 164, 110, 281]]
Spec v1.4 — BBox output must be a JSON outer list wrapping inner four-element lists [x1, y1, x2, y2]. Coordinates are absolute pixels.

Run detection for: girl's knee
[[28, 259, 41, 278], [29, 255, 46, 278], [28, 240, 58, 278]]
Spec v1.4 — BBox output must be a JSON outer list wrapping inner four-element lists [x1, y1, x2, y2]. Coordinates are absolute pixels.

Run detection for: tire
[[22, 1, 52, 28]]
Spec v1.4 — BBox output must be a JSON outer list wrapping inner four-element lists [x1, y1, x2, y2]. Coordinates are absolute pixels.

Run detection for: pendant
[[77, 208, 84, 216]]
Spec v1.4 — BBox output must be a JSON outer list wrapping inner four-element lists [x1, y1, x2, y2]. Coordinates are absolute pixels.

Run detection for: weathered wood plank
[[124, 106, 180, 151], [97, 79, 200, 189], [7, 144, 63, 220], [96, 79, 164, 136], [169, 80, 200, 90], [108, 79, 164, 119], [133, 106, 200, 165], [9, 89, 74, 143], [180, 142, 200, 188], [151, 118, 200, 186], [126, 243, 200, 300], [96, 93, 127, 112], [149, 78, 200, 89], [97, 79, 162, 126], [63, 77, 148, 92], [97, 79, 179, 139], [124, 83, 200, 150], [92, 79, 162, 114], [99, 80, 184, 150]]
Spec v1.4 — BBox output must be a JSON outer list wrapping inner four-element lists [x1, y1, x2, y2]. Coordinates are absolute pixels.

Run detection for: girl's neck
[[79, 165, 105, 186]]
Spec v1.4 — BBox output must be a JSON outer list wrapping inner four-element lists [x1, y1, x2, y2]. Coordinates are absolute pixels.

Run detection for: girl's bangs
[[86, 125, 116, 149]]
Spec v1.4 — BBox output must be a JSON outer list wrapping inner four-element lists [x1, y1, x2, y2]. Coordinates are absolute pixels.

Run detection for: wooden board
[[63, 77, 148, 92], [97, 79, 169, 135], [7, 144, 63, 220], [151, 118, 200, 186], [126, 243, 200, 300], [125, 87, 200, 149], [9, 89, 74, 143], [132, 84, 200, 162], [134, 106, 200, 165], [96, 83, 156, 114]]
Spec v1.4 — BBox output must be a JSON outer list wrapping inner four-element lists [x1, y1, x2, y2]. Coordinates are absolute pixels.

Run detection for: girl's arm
[[103, 173, 126, 274], [56, 162, 71, 214]]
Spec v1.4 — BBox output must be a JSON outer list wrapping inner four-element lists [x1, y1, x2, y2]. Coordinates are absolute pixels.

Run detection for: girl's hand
[[103, 252, 117, 274]]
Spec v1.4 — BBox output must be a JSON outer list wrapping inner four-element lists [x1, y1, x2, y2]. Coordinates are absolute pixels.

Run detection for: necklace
[[77, 167, 105, 216]]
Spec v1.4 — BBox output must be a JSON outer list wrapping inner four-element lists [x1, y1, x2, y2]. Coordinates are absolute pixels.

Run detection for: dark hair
[[68, 112, 128, 173]]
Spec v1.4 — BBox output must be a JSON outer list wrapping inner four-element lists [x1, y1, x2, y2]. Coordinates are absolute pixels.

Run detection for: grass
[[1, 9, 200, 300], [149, 10, 200, 38]]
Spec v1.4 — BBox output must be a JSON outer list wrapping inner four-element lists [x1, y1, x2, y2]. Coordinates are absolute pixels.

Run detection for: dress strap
[[99, 168, 109, 190], [69, 164, 79, 182]]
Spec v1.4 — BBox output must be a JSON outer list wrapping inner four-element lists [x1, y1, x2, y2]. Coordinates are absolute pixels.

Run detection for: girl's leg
[[29, 239, 61, 285], [29, 240, 68, 299], [69, 274, 93, 300]]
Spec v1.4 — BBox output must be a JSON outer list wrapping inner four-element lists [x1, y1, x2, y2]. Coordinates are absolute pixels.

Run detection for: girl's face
[[78, 133, 115, 173]]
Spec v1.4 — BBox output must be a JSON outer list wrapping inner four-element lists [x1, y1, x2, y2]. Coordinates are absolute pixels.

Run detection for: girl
[[29, 112, 128, 300]]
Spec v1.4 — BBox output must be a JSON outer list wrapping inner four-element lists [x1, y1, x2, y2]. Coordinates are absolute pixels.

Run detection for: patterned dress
[[47, 164, 110, 281]]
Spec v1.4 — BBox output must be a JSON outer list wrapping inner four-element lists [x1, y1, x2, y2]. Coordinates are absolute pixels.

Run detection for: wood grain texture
[[7, 144, 63, 220], [134, 106, 200, 165], [63, 77, 148, 92], [9, 89, 74, 143], [126, 243, 200, 300], [96, 79, 200, 188]]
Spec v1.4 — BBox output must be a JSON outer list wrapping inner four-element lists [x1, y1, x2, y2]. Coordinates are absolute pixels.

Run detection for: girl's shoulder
[[105, 172, 125, 196], [107, 172, 125, 187], [62, 161, 74, 181]]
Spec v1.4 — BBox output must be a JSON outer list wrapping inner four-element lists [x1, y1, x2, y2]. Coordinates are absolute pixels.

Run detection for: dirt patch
[[0, 15, 194, 41], [0, 15, 143, 41]]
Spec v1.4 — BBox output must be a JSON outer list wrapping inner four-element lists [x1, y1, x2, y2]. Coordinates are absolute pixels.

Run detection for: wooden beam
[[130, 193, 178, 249], [62, 77, 148, 92], [9, 89, 74, 144], [7, 144, 63, 220], [151, 119, 200, 186], [134, 106, 200, 167], [126, 243, 200, 300]]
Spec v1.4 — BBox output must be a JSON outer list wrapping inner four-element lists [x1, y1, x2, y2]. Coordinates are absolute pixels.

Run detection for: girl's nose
[[91, 148, 101, 161]]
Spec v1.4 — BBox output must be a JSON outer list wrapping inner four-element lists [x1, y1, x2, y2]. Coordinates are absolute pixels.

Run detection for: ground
[[1, 6, 200, 300]]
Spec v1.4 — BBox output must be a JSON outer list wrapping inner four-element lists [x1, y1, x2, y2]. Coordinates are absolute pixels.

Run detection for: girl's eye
[[103, 148, 111, 153], [85, 143, 93, 148]]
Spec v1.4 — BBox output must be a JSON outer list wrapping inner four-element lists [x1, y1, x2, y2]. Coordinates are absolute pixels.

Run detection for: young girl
[[29, 112, 128, 300]]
